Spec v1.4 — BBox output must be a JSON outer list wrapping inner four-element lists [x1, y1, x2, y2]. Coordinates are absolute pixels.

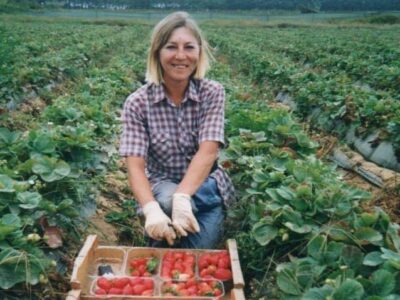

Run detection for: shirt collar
[[150, 79, 200, 104]]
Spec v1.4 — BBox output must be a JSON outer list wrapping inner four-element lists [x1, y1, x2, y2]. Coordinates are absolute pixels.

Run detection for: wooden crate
[[66, 235, 245, 300]]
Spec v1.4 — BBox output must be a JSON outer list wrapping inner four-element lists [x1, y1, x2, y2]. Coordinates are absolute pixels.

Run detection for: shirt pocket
[[184, 129, 199, 159], [149, 131, 172, 166]]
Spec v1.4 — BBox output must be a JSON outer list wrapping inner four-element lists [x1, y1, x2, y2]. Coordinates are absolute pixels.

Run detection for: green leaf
[[0, 223, 16, 240], [381, 248, 400, 261], [332, 279, 364, 300], [277, 268, 303, 296], [252, 170, 269, 183], [252, 221, 278, 246], [380, 248, 400, 269], [363, 251, 384, 267], [17, 192, 42, 209], [146, 257, 158, 273], [360, 212, 379, 226], [354, 227, 383, 246], [342, 245, 364, 271], [0, 175, 15, 193], [383, 295, 400, 300], [0, 127, 20, 145], [32, 156, 71, 182], [28, 131, 56, 155], [386, 223, 400, 252], [0, 248, 50, 289], [303, 285, 334, 300], [266, 189, 281, 202], [369, 269, 395, 296], [324, 241, 344, 265], [284, 222, 313, 234], [276, 187, 295, 200], [308, 235, 326, 260], [1, 214, 21, 227], [325, 223, 352, 243]]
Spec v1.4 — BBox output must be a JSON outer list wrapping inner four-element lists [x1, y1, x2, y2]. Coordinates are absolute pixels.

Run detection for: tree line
[[6, 0, 400, 11]]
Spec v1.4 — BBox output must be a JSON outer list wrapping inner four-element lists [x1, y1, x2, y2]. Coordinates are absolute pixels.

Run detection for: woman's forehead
[[167, 27, 199, 43]]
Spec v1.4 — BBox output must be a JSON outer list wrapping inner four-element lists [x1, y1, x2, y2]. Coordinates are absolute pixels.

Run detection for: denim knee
[[152, 180, 177, 216]]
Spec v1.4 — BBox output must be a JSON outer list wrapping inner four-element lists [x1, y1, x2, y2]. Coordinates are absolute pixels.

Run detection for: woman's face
[[159, 27, 200, 85]]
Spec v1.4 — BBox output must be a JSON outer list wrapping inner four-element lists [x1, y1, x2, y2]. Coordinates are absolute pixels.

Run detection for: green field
[[1, 10, 400, 299]]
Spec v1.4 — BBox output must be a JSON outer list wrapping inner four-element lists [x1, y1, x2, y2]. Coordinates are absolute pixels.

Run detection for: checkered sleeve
[[198, 82, 225, 146], [119, 93, 149, 157]]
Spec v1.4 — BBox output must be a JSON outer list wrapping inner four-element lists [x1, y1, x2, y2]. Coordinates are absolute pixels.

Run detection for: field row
[[207, 26, 400, 170]]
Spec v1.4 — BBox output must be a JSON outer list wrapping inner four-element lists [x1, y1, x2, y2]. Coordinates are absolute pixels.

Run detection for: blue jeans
[[149, 176, 224, 249]]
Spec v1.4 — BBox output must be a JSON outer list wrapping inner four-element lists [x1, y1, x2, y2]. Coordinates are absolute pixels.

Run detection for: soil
[[313, 132, 400, 223], [87, 163, 134, 245]]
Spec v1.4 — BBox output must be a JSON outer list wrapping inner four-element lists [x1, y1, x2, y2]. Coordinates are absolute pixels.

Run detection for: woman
[[119, 11, 234, 249]]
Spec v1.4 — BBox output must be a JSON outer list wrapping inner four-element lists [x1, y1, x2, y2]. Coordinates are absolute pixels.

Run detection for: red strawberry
[[97, 277, 112, 291], [143, 278, 154, 290], [122, 284, 134, 295], [218, 257, 230, 269], [133, 284, 145, 295], [129, 277, 143, 286], [108, 287, 123, 295], [95, 288, 107, 295], [214, 268, 232, 280], [142, 289, 153, 296], [114, 277, 129, 289]]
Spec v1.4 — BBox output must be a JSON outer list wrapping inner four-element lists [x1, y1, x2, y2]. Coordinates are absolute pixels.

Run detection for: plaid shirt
[[119, 79, 235, 206]]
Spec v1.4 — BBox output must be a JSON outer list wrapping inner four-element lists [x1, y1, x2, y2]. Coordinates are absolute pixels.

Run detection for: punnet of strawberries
[[161, 278, 224, 297], [129, 256, 158, 277], [198, 250, 232, 281], [161, 251, 196, 280], [94, 276, 154, 296]]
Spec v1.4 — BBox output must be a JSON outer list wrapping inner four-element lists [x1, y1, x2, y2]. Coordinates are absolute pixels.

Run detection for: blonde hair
[[146, 11, 214, 85]]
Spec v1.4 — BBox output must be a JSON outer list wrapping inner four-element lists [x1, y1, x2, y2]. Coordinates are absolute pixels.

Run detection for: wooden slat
[[230, 288, 246, 300], [226, 239, 245, 288], [226, 239, 239, 261], [70, 235, 98, 289], [231, 259, 245, 288], [66, 289, 81, 300], [77, 235, 98, 258]]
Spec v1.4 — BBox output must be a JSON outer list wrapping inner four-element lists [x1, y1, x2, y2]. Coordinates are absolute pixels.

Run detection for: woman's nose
[[175, 48, 186, 59]]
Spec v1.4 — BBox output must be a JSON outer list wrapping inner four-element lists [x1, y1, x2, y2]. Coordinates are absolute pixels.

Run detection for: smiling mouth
[[172, 64, 188, 69]]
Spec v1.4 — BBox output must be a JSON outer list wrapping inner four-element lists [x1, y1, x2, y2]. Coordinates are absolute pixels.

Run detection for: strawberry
[[142, 289, 153, 296], [218, 257, 230, 269], [122, 284, 134, 295], [97, 277, 112, 292], [94, 288, 107, 295], [113, 277, 129, 289], [143, 278, 154, 290], [214, 268, 232, 280], [108, 287, 123, 295], [132, 283, 145, 295], [129, 277, 143, 286], [213, 287, 223, 296]]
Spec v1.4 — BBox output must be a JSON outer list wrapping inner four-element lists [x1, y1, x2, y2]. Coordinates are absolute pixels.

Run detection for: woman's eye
[[165, 45, 176, 49]]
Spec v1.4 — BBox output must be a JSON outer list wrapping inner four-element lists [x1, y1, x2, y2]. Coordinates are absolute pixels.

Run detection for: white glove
[[172, 193, 200, 237], [142, 201, 176, 245]]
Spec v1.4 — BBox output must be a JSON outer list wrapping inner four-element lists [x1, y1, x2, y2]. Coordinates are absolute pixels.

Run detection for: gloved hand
[[142, 201, 176, 245], [172, 193, 200, 237]]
